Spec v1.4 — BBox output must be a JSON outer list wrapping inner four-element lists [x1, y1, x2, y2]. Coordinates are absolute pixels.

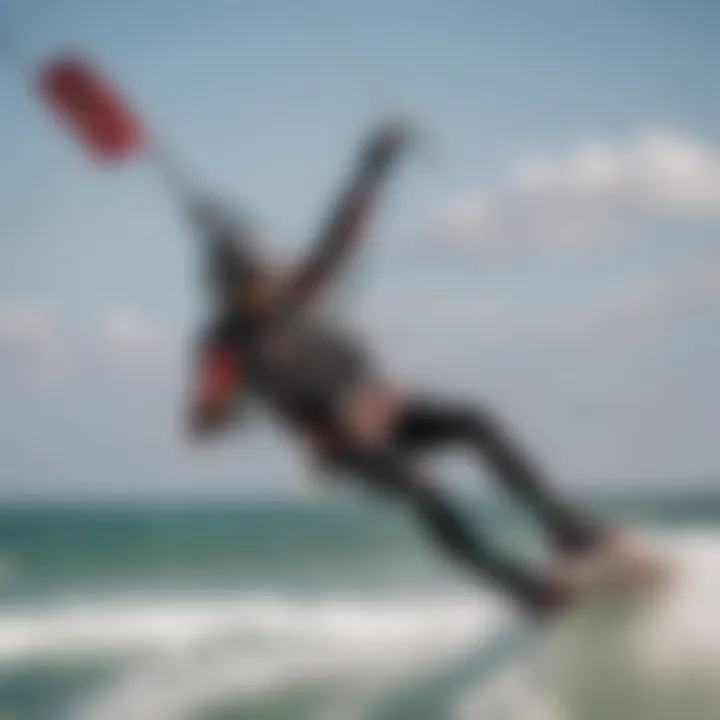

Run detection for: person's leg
[[329, 440, 567, 615], [391, 398, 603, 555]]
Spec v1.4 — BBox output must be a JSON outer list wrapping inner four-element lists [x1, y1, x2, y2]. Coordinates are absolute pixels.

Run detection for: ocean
[[0, 487, 719, 720]]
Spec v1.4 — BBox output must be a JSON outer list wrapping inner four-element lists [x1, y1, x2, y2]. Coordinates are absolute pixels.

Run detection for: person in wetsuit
[[185, 120, 610, 617]]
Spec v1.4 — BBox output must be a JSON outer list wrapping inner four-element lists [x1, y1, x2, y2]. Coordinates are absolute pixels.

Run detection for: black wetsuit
[[203, 302, 598, 613], [191, 121, 600, 614]]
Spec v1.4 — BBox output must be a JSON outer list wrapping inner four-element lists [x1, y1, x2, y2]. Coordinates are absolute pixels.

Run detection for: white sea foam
[[0, 593, 502, 663], [0, 590, 505, 719], [3, 528, 720, 720], [458, 529, 720, 720], [72, 593, 505, 720]]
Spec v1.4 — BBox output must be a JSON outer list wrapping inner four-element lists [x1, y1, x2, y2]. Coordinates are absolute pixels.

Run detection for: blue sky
[[2, 0, 720, 499]]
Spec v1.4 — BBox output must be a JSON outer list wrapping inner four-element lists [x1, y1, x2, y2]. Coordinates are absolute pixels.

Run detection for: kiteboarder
[[183, 118, 618, 618]]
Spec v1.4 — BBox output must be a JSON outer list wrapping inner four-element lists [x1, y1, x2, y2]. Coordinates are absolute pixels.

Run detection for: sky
[[1, 0, 720, 500]]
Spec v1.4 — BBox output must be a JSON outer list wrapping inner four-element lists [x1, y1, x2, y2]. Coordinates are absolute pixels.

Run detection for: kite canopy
[[38, 54, 147, 161]]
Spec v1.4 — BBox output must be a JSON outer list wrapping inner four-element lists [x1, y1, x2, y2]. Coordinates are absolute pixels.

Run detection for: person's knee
[[451, 403, 504, 441], [337, 443, 429, 499]]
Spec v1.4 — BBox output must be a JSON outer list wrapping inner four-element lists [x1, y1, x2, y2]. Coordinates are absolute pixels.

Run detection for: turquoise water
[[0, 487, 718, 719]]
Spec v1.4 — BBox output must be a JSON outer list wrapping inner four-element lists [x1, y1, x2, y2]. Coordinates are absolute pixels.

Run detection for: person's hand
[[362, 117, 414, 173]]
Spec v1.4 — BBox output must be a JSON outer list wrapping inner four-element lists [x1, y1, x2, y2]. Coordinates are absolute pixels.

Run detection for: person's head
[[190, 195, 272, 314]]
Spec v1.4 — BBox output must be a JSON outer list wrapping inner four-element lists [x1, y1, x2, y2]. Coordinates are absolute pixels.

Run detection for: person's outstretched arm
[[281, 119, 412, 308]]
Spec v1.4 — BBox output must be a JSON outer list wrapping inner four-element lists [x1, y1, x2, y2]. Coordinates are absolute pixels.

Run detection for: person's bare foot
[[603, 530, 672, 589], [558, 526, 670, 593], [597, 525, 638, 555], [556, 523, 630, 563], [527, 567, 586, 620]]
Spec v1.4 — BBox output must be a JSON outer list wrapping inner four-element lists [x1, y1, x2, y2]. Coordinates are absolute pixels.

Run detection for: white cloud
[[0, 305, 55, 350], [0, 304, 73, 385], [93, 309, 176, 361], [430, 128, 720, 255], [0, 304, 183, 372], [359, 249, 720, 376]]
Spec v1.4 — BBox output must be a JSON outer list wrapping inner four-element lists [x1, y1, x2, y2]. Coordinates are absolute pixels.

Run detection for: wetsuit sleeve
[[188, 333, 245, 438], [282, 121, 411, 306]]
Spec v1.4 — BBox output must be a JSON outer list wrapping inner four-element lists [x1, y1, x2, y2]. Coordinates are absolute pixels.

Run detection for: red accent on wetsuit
[[194, 344, 241, 411]]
